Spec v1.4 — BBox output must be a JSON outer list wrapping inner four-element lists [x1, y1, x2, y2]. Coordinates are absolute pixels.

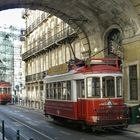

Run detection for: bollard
[[16, 130, 20, 140], [2, 120, 5, 140]]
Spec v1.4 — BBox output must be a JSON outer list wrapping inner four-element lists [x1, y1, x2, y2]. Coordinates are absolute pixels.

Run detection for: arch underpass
[[0, 0, 140, 55]]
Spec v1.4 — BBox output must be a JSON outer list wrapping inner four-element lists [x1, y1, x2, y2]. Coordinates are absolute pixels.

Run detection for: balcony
[[22, 27, 77, 61], [25, 71, 47, 83], [25, 13, 50, 36]]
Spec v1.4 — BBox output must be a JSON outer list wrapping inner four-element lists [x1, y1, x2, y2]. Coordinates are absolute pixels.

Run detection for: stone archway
[[0, 0, 139, 56]]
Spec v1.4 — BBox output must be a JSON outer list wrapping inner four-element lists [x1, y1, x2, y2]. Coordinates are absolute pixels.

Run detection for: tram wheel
[[81, 124, 87, 130], [91, 126, 96, 133]]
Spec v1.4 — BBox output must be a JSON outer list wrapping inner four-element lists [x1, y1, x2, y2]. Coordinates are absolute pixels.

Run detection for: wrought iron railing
[[22, 27, 76, 60], [25, 71, 47, 83], [25, 13, 50, 35]]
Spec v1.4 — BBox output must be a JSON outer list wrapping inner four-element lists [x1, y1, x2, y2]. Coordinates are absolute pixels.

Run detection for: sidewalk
[[0, 133, 7, 140], [125, 123, 140, 133]]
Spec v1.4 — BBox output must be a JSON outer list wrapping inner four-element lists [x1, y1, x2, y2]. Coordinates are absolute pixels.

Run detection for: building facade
[[0, 25, 14, 82], [0, 25, 22, 101], [22, 9, 85, 109]]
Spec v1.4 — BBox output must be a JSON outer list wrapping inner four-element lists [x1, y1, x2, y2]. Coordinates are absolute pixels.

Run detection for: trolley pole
[[2, 120, 5, 140]]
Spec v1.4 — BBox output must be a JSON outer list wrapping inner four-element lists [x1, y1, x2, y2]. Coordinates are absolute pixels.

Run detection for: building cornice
[[122, 35, 140, 45]]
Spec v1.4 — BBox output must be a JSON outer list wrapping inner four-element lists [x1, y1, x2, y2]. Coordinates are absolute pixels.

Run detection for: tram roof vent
[[90, 58, 121, 68]]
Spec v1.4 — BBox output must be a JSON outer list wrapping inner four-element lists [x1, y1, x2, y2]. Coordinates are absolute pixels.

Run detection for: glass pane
[[67, 81, 71, 100], [53, 83, 57, 99], [8, 88, 11, 94], [129, 65, 138, 100], [62, 82, 66, 100], [87, 77, 100, 98], [87, 78, 92, 97], [46, 84, 50, 98], [92, 78, 100, 97], [77, 80, 85, 98], [103, 76, 115, 97], [3, 88, 7, 94], [0, 88, 2, 94], [50, 83, 53, 99], [58, 82, 61, 99], [116, 77, 122, 97]]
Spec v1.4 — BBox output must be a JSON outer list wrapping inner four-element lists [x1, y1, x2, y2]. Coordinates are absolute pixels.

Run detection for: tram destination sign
[[47, 63, 68, 75]]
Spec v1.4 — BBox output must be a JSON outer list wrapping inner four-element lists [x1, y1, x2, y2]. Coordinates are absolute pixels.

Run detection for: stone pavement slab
[[125, 124, 140, 133]]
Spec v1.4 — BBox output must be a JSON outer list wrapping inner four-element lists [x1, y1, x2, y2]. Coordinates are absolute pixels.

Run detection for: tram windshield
[[3, 88, 7, 94], [87, 76, 122, 98], [103, 76, 115, 97], [87, 77, 100, 98]]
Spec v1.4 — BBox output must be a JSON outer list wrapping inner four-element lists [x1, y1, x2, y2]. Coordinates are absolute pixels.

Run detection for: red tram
[[0, 81, 12, 105], [44, 58, 128, 131]]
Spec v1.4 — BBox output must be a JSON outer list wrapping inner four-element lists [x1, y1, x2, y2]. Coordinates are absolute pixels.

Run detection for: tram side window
[[8, 88, 11, 94], [87, 77, 100, 98], [50, 83, 54, 99], [116, 77, 122, 97], [77, 80, 85, 98], [62, 81, 71, 100], [58, 82, 62, 99], [53, 83, 58, 99], [0, 88, 2, 94], [45, 81, 71, 100], [103, 76, 115, 97], [67, 81, 71, 100], [46, 84, 50, 99], [62, 82, 67, 100], [3, 88, 7, 94]]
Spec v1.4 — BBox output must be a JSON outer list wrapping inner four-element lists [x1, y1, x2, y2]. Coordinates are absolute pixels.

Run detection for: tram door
[[76, 80, 85, 119]]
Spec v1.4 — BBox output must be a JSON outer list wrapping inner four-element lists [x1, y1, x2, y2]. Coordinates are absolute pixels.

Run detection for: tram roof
[[44, 66, 122, 83], [44, 58, 122, 83]]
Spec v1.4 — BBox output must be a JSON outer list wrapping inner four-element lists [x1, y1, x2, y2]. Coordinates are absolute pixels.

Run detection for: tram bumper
[[94, 105, 129, 128]]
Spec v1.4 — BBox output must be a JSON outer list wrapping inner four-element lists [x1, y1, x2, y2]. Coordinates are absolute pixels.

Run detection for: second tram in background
[[0, 81, 12, 105], [44, 58, 128, 131]]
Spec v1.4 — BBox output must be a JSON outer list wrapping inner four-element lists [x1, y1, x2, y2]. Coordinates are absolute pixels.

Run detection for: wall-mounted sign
[[47, 63, 68, 75]]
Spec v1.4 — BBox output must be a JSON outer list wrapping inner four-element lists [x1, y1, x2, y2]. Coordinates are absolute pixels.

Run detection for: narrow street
[[0, 105, 139, 140]]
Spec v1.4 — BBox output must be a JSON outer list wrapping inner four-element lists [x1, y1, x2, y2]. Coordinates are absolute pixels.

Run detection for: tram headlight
[[92, 116, 98, 122], [117, 116, 122, 119]]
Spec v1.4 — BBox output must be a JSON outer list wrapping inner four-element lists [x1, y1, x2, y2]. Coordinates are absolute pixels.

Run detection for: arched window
[[106, 29, 123, 58]]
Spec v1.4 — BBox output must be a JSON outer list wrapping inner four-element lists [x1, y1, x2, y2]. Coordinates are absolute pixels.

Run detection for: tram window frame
[[0, 88, 2, 94], [76, 79, 85, 98], [3, 88, 7, 94], [46, 84, 50, 99], [50, 83, 54, 99], [58, 82, 62, 100], [62, 81, 67, 100], [53, 83, 57, 99], [116, 76, 122, 97], [67, 81, 71, 100], [8, 88, 11, 94], [46, 81, 72, 100], [102, 76, 115, 98], [87, 77, 100, 98]]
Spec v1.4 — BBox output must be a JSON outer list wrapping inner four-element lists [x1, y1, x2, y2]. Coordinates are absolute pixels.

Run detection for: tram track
[[0, 108, 55, 140], [0, 105, 140, 140]]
